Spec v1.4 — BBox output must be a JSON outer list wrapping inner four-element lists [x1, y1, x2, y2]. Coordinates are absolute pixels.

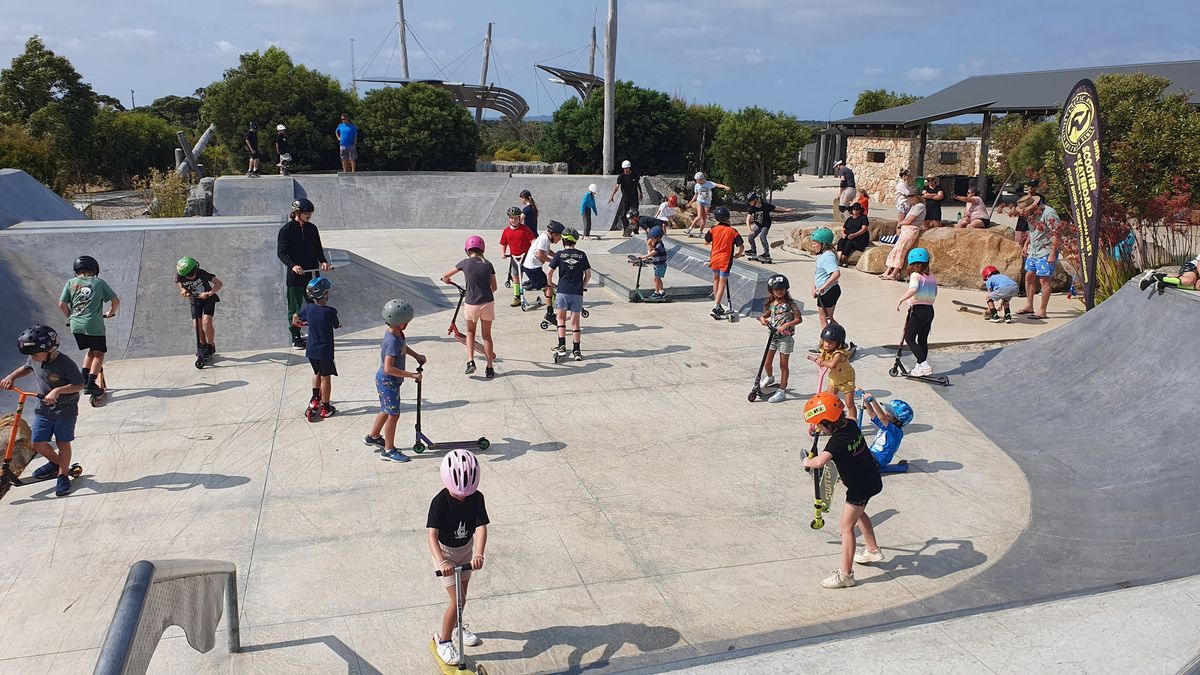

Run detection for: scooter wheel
[[413, 442, 426, 455], [305, 408, 315, 422], [820, 502, 831, 513], [540, 321, 550, 330], [748, 391, 758, 402], [521, 305, 529, 312], [889, 366, 900, 377], [90, 395, 102, 407], [69, 464, 83, 477], [477, 437, 490, 450], [582, 309, 590, 318], [810, 518, 823, 530], [195, 359, 205, 369]]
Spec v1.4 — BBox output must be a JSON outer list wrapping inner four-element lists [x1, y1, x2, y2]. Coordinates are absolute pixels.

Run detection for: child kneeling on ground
[[427, 449, 489, 666], [802, 392, 885, 589], [859, 391, 913, 474], [365, 299, 426, 463], [981, 265, 1018, 323]]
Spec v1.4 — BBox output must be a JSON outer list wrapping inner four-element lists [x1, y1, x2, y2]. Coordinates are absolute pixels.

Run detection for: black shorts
[[816, 285, 841, 308], [1180, 261, 1198, 277], [190, 298, 218, 320], [1015, 217, 1029, 232], [977, 218, 991, 227], [73, 333, 107, 353], [522, 267, 547, 290], [836, 235, 868, 254], [248, 149, 260, 159], [846, 478, 882, 507], [309, 358, 338, 377]]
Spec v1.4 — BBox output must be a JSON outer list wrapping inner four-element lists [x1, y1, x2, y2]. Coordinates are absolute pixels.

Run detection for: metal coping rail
[[94, 559, 241, 675]]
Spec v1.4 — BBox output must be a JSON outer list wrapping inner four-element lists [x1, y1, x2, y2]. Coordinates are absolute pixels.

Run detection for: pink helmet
[[464, 235, 485, 253], [441, 449, 480, 498]]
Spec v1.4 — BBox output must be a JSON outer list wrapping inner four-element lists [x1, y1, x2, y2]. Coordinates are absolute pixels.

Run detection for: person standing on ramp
[[277, 198, 330, 349]]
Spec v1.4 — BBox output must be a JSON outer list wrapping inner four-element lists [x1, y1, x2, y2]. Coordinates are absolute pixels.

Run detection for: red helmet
[[668, 195, 678, 207], [981, 265, 999, 280]]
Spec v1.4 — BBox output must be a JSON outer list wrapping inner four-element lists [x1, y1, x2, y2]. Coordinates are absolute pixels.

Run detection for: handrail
[[94, 559, 240, 675]]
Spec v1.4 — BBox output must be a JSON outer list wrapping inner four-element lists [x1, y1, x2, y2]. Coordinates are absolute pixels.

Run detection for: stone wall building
[[845, 137, 979, 213]]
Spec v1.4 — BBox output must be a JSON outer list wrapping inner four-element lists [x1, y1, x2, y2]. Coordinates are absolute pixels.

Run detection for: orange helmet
[[668, 194, 678, 207], [803, 392, 845, 426]]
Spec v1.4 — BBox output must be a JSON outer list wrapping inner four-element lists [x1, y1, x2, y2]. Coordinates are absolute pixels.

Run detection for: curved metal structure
[[354, 78, 529, 121], [536, 64, 604, 101]]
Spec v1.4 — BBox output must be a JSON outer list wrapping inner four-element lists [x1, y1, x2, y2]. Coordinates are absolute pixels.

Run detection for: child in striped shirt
[[894, 247, 937, 376]]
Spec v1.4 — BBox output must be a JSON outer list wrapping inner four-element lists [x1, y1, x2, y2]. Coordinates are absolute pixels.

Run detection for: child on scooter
[[499, 207, 536, 306], [631, 225, 668, 299], [858, 391, 913, 474], [58, 255, 119, 400], [175, 256, 224, 359], [547, 228, 592, 361], [811, 323, 857, 423], [365, 299, 426, 462], [442, 236, 497, 378], [895, 247, 938, 376], [758, 274, 803, 403], [427, 449, 489, 666], [292, 276, 341, 420]]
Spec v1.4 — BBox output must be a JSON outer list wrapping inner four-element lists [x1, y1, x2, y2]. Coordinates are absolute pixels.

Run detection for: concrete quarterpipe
[[0, 168, 87, 229]]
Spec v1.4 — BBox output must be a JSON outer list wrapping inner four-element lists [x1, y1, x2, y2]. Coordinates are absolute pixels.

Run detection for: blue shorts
[[375, 372, 403, 415], [554, 293, 584, 313], [1025, 256, 1057, 278], [713, 269, 730, 278], [653, 264, 667, 279], [32, 414, 76, 443]]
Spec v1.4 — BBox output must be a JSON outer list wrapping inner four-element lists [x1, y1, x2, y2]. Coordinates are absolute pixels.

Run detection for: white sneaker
[[456, 624, 481, 647], [760, 375, 775, 388], [768, 389, 786, 403], [821, 569, 855, 589], [434, 634, 461, 665], [854, 547, 886, 564], [911, 363, 933, 376]]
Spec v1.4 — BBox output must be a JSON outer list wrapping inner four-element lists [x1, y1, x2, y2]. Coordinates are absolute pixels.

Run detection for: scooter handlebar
[[2, 387, 40, 399], [435, 564, 475, 576]]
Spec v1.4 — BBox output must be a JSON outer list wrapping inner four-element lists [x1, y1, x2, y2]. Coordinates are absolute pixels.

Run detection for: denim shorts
[[653, 264, 667, 279], [554, 293, 584, 313], [375, 372, 403, 415], [32, 414, 76, 443], [1025, 256, 1057, 278]]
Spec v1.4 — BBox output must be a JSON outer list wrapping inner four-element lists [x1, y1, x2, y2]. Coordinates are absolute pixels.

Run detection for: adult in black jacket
[[277, 198, 330, 348]]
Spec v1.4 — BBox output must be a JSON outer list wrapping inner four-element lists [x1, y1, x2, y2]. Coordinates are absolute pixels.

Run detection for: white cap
[[587, 183, 598, 194], [621, 160, 632, 169], [276, 124, 286, 131], [694, 171, 706, 181], [833, 159, 845, 166]]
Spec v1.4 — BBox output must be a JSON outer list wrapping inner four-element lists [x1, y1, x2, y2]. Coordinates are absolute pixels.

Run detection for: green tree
[[852, 89, 921, 116], [0, 123, 61, 192], [201, 47, 354, 173], [92, 110, 177, 187], [676, 101, 726, 176], [988, 114, 1056, 180], [942, 124, 967, 141], [0, 36, 99, 187], [709, 107, 811, 197], [357, 84, 479, 171], [145, 95, 203, 129], [537, 81, 689, 174]]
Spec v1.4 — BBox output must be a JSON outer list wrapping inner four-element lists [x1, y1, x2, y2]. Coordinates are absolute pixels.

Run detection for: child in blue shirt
[[365, 299, 426, 462], [580, 184, 599, 239], [293, 276, 341, 420], [981, 265, 1019, 324], [859, 391, 913, 474], [631, 226, 669, 299]]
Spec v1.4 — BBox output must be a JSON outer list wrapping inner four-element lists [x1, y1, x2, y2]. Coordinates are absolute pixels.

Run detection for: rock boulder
[[856, 245, 892, 274]]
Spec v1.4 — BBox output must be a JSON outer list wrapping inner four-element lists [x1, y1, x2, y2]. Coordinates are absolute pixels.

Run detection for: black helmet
[[73, 255, 99, 275], [820, 323, 847, 344], [767, 274, 789, 290], [506, 206, 522, 218], [291, 198, 315, 213], [626, 208, 640, 219], [546, 220, 565, 234], [249, 121, 258, 130], [712, 206, 730, 223], [17, 325, 59, 355], [746, 192, 761, 203]]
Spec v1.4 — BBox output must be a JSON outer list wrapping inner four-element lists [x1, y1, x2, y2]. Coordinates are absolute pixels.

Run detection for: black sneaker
[[292, 335, 307, 350], [485, 366, 495, 379], [363, 434, 385, 450], [465, 360, 477, 375], [1004, 313, 1013, 324], [572, 350, 582, 361]]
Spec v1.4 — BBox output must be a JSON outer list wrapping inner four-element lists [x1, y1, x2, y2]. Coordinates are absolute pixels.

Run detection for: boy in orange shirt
[[704, 206, 744, 318]]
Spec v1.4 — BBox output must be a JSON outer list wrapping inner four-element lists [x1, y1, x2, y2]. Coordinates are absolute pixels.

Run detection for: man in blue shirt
[[336, 113, 359, 172]]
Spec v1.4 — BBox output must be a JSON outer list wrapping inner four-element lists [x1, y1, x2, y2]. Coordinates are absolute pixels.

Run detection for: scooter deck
[[430, 639, 488, 675]]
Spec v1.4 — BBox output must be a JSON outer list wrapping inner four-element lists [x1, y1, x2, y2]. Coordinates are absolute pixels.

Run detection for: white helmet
[[276, 124, 286, 131], [621, 160, 632, 169], [694, 171, 706, 181], [587, 183, 598, 194]]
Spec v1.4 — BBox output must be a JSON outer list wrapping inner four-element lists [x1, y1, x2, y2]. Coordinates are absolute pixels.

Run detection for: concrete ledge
[[605, 236, 773, 314]]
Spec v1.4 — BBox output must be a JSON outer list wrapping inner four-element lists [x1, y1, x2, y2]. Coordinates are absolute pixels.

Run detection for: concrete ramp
[[0, 219, 452, 374], [0, 168, 87, 229], [213, 172, 627, 232]]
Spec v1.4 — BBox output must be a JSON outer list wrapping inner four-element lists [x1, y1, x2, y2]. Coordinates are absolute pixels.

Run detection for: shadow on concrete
[[860, 537, 988, 584], [500, 361, 614, 378], [214, 352, 297, 365], [109, 380, 250, 401], [938, 348, 999, 377], [586, 345, 691, 360], [899, 422, 932, 434], [584, 322, 661, 335], [905, 459, 963, 473], [479, 622, 682, 673], [10, 472, 251, 503], [478, 438, 566, 462], [241, 634, 383, 675]]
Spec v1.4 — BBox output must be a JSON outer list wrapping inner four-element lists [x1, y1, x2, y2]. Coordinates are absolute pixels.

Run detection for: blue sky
[[1, 0, 1197, 120]]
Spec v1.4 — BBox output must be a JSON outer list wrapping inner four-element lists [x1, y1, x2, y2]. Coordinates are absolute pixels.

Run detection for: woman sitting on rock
[[953, 187, 990, 228], [880, 193, 925, 281]]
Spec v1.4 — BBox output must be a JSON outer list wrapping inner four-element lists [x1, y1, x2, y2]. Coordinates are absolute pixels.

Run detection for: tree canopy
[[709, 107, 810, 197], [852, 89, 921, 116], [357, 84, 479, 171]]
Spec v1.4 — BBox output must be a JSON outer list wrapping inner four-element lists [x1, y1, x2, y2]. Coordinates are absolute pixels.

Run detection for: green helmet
[[506, 206, 522, 218], [177, 256, 198, 276], [811, 227, 835, 245], [382, 298, 414, 327], [561, 228, 580, 243]]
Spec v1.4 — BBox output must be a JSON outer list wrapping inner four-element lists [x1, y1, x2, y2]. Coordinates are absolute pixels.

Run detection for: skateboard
[[952, 300, 989, 315]]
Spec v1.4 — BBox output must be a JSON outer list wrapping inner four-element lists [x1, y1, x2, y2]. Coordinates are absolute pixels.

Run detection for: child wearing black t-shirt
[[427, 449, 489, 667], [175, 256, 224, 359], [802, 392, 885, 589]]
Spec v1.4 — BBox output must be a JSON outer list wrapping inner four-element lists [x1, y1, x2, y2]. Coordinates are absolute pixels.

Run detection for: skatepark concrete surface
[[0, 172, 1197, 674], [0, 168, 87, 229]]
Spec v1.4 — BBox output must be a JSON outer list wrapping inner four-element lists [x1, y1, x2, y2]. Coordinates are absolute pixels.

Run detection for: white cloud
[[956, 58, 987, 76], [213, 40, 239, 55], [105, 28, 157, 41], [907, 66, 941, 82], [863, 66, 884, 76], [743, 48, 769, 64]]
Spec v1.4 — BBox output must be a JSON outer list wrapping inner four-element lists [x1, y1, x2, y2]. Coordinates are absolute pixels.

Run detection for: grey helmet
[[382, 298, 414, 327]]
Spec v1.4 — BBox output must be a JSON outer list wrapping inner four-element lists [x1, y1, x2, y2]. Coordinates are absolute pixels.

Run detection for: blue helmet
[[907, 247, 930, 265], [306, 275, 332, 300], [886, 399, 913, 427], [648, 226, 664, 239]]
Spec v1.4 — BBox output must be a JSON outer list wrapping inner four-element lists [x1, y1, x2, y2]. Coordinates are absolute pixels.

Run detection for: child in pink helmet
[[426, 449, 488, 666], [442, 235, 498, 378]]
